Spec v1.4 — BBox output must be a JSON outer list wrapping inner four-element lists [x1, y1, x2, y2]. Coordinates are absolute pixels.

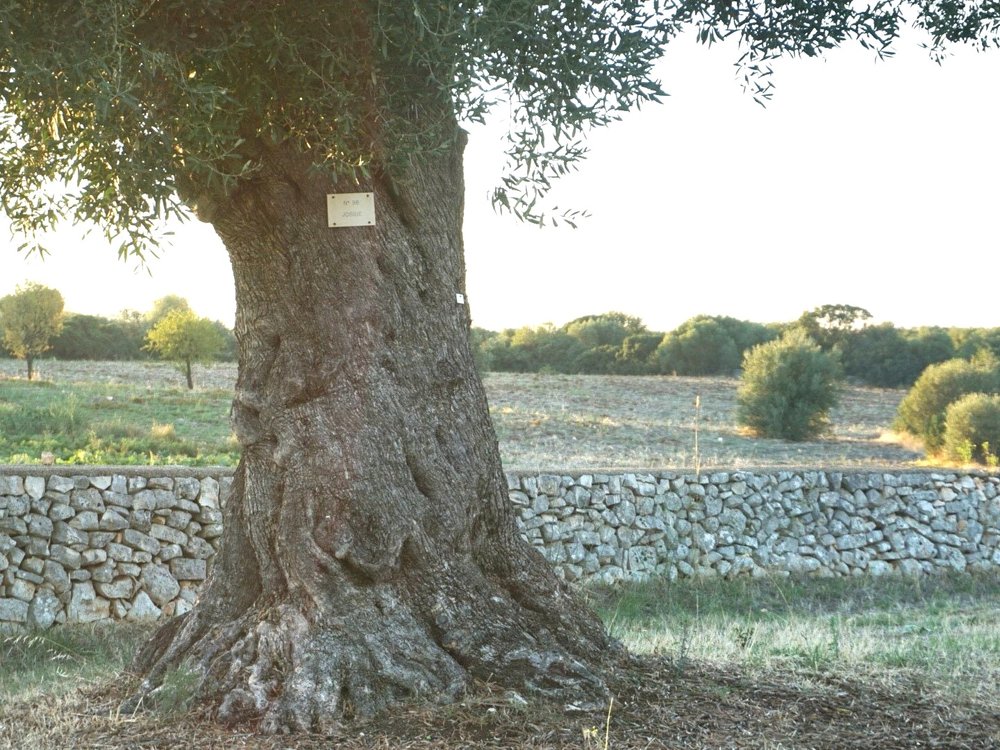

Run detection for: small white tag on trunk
[[456, 293, 465, 304], [327, 192, 375, 227]]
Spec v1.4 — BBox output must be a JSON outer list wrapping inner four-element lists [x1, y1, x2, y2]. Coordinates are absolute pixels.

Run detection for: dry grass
[[486, 372, 922, 470], [0, 360, 927, 468]]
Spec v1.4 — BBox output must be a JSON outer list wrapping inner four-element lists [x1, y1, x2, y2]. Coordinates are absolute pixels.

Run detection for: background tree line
[[0, 288, 235, 363], [5, 290, 1000, 395], [473, 304, 1000, 389]]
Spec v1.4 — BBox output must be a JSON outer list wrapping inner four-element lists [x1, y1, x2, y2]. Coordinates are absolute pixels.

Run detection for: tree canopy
[[0, 281, 64, 379], [5, 0, 989, 254], [145, 308, 225, 388]]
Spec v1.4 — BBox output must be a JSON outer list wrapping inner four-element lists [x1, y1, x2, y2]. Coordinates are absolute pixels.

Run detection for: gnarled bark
[[127, 132, 612, 732]]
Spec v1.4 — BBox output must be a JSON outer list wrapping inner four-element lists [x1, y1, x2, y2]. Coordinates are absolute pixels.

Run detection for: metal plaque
[[327, 192, 375, 227]]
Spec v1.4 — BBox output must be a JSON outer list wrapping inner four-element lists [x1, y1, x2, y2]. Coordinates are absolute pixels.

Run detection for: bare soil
[[0, 360, 927, 469], [2, 655, 996, 749], [487, 372, 921, 470]]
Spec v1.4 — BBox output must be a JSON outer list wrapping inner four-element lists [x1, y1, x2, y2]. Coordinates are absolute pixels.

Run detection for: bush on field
[[942, 393, 1000, 465], [737, 329, 841, 441], [655, 317, 740, 375], [894, 357, 1000, 452]]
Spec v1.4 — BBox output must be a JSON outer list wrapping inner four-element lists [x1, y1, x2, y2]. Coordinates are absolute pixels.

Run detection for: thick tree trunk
[[128, 134, 612, 731], [26, 354, 33, 381], [184, 358, 193, 390]]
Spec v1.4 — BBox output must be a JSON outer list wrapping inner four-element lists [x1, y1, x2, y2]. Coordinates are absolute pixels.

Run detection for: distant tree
[[615, 332, 663, 374], [476, 329, 534, 372], [737, 329, 842, 441], [51, 313, 123, 360], [510, 324, 586, 373], [951, 327, 1000, 361], [209, 320, 238, 363], [655, 317, 741, 375], [714, 316, 779, 355], [904, 327, 955, 377], [146, 294, 192, 326], [796, 304, 873, 350], [0, 282, 65, 379], [118, 309, 155, 359], [572, 344, 620, 374], [468, 327, 497, 369], [145, 309, 225, 389], [838, 323, 915, 387], [564, 312, 645, 350]]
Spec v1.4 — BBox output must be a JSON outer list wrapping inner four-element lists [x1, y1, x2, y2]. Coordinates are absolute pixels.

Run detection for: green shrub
[[615, 332, 662, 374], [655, 317, 740, 375], [563, 312, 645, 350], [838, 323, 914, 387], [737, 329, 841, 441], [942, 393, 1000, 465], [894, 358, 1000, 451]]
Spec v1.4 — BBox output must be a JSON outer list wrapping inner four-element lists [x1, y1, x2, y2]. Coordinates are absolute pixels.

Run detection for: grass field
[[2, 573, 998, 748], [0, 359, 925, 468]]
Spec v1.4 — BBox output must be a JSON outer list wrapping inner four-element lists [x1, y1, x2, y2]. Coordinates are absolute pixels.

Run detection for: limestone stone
[[71, 488, 105, 512], [90, 561, 116, 583], [43, 560, 71, 594], [140, 564, 180, 606], [0, 517, 27, 535], [67, 582, 110, 623], [10, 577, 36, 601], [87, 476, 111, 491], [24, 476, 46, 499], [68, 511, 100, 531], [158, 543, 183, 561], [27, 588, 61, 629], [99, 510, 130, 531], [49, 544, 82, 569], [47, 503, 75, 522], [123, 528, 160, 554], [198, 477, 220, 507], [80, 549, 108, 567], [47, 476, 74, 494], [106, 542, 133, 562], [132, 490, 158, 511], [95, 577, 136, 600], [176, 477, 201, 500], [0, 598, 29, 622], [0, 476, 25, 495], [88, 531, 115, 548], [183, 536, 215, 560], [127, 591, 162, 620], [868, 560, 893, 576], [130, 509, 153, 532]]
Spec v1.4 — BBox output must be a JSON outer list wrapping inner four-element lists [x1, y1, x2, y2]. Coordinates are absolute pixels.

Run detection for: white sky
[[2, 30, 999, 334]]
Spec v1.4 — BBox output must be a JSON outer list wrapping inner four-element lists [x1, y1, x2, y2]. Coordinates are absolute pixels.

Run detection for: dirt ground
[[2, 655, 996, 749]]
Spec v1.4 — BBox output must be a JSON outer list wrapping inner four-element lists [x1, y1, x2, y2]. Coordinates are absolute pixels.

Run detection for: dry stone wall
[[2, 467, 999, 628], [0, 469, 229, 630], [508, 470, 1000, 584]]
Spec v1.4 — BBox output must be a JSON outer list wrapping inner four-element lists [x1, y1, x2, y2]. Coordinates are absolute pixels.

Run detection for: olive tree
[[0, 0, 994, 732], [0, 282, 64, 379], [145, 309, 225, 389]]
